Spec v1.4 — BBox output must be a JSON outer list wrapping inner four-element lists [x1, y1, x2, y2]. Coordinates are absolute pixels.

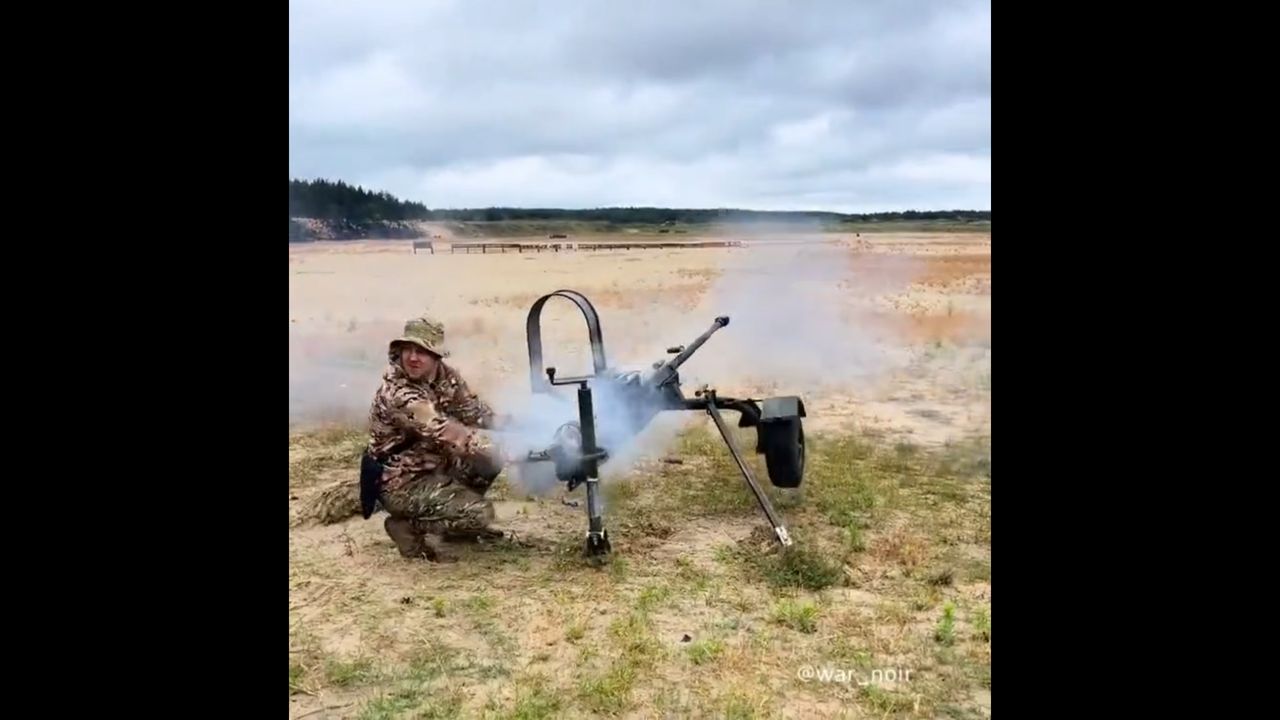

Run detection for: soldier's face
[[400, 344, 438, 380]]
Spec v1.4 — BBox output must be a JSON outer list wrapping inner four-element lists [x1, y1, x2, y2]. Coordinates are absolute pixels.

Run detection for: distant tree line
[[289, 179, 431, 221], [288, 178, 990, 225]]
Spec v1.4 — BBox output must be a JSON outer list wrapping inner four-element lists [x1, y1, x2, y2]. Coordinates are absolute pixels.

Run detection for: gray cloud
[[289, 0, 990, 212]]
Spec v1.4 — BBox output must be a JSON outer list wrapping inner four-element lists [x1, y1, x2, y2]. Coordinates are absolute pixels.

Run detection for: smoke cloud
[[289, 231, 932, 502], [490, 226, 925, 498]]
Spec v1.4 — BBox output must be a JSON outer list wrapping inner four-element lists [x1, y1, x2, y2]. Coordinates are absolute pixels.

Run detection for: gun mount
[[522, 290, 806, 558]]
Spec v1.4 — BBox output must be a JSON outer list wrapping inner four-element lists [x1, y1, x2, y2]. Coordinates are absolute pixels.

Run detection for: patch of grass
[[720, 690, 764, 719], [608, 555, 630, 580], [578, 606, 664, 714], [843, 521, 867, 552], [752, 540, 844, 591], [635, 583, 673, 612], [608, 611, 663, 662], [772, 599, 820, 633], [825, 636, 873, 667], [674, 556, 712, 590], [936, 601, 957, 646], [416, 687, 467, 719], [471, 661, 512, 680], [463, 593, 494, 613], [965, 558, 991, 582], [358, 686, 427, 720], [877, 602, 912, 626], [861, 684, 916, 715], [357, 684, 466, 720], [911, 587, 944, 611], [973, 606, 990, 642], [933, 435, 991, 479], [875, 526, 930, 576], [713, 544, 738, 565], [687, 637, 725, 665], [325, 656, 378, 687], [405, 641, 460, 683], [927, 566, 955, 587], [645, 425, 800, 521], [577, 663, 638, 715], [352, 647, 467, 720], [804, 434, 897, 528], [433, 597, 447, 617], [499, 680, 565, 720], [566, 620, 587, 643], [289, 426, 366, 487], [289, 663, 306, 694]]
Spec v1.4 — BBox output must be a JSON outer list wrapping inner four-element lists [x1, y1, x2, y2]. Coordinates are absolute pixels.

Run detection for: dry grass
[[910, 254, 991, 290], [289, 231, 991, 717], [469, 282, 712, 312], [288, 422, 991, 719]]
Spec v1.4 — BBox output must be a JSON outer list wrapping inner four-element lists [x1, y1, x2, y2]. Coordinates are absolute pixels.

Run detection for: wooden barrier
[[438, 239, 744, 254], [411, 240, 434, 254]]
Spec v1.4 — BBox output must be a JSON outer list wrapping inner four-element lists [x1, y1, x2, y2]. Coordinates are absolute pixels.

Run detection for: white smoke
[[492, 226, 924, 499], [289, 227, 929, 498], [488, 350, 696, 498], [677, 235, 921, 397]]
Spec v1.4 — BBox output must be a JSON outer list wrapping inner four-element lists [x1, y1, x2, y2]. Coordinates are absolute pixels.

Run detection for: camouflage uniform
[[367, 316, 507, 560]]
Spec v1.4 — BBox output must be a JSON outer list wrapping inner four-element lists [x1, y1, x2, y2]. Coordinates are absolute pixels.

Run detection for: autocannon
[[520, 290, 806, 557]]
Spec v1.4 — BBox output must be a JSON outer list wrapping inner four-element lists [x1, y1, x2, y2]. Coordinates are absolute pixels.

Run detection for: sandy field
[[288, 231, 991, 719], [289, 232, 991, 445]]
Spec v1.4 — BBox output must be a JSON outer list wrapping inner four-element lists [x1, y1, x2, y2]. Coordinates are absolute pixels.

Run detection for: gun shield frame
[[524, 290, 806, 557]]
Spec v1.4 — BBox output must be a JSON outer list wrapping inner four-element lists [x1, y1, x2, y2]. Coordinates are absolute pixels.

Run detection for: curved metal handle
[[526, 290, 608, 393]]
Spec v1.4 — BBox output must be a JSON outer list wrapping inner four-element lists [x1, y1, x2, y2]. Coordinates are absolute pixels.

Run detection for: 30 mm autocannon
[[522, 290, 807, 557]]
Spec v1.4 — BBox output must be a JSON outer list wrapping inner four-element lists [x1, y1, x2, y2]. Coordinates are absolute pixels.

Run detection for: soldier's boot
[[385, 517, 425, 558], [442, 527, 507, 542], [398, 520, 461, 558], [418, 531, 459, 563], [385, 518, 458, 562]]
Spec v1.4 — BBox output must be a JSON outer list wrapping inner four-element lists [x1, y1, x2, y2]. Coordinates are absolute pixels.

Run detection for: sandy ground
[[288, 231, 992, 719], [289, 231, 990, 446]]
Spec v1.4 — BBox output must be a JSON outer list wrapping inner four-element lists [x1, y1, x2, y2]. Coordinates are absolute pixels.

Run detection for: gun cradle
[[524, 290, 806, 557]]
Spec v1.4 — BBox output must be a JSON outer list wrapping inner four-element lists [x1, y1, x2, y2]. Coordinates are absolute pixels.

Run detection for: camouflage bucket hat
[[390, 315, 450, 358]]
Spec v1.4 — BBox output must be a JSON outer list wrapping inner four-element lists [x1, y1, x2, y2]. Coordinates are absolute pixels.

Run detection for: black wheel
[[760, 417, 805, 488]]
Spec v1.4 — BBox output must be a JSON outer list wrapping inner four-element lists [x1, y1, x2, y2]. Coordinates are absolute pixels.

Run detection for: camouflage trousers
[[378, 472, 495, 536]]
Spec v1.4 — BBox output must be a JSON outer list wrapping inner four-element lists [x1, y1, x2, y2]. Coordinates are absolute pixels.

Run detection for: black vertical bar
[[577, 384, 599, 478], [578, 384, 605, 535]]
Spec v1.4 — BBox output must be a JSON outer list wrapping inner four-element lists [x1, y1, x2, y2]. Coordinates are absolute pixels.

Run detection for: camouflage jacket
[[367, 357, 499, 491]]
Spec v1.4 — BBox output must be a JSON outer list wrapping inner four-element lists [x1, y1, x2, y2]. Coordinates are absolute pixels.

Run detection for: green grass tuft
[[687, 637, 725, 665], [755, 541, 844, 590], [772, 599, 820, 633], [935, 601, 957, 645], [973, 606, 990, 642]]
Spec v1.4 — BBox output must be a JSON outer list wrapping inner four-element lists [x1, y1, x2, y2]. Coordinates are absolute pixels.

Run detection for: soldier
[[362, 315, 510, 562]]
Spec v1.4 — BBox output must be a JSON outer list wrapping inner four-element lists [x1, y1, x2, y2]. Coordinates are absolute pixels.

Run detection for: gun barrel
[[655, 316, 729, 382]]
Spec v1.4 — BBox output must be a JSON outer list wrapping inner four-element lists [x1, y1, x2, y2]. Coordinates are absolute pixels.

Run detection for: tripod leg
[[706, 399, 793, 548]]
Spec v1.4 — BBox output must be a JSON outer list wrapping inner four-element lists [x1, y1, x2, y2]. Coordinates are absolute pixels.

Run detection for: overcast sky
[[289, 0, 990, 213]]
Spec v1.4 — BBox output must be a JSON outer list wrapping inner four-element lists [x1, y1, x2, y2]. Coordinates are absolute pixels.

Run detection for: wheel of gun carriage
[[760, 417, 805, 488]]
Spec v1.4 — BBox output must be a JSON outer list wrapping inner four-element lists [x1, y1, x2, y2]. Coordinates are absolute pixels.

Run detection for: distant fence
[[427, 240, 743, 254]]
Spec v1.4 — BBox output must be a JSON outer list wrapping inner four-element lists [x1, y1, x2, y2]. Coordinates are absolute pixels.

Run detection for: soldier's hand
[[439, 419, 472, 450]]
